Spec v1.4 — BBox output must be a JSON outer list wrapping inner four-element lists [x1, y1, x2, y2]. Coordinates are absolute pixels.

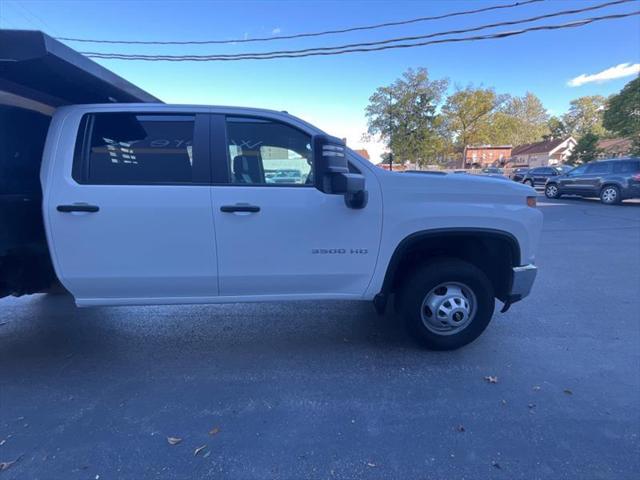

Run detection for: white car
[[3, 104, 542, 350]]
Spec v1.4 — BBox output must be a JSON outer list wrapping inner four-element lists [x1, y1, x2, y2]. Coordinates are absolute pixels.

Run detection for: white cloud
[[272, 27, 281, 35], [567, 62, 640, 87]]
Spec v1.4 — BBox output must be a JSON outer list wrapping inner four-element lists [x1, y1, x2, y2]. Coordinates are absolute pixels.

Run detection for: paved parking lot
[[1, 196, 639, 480]]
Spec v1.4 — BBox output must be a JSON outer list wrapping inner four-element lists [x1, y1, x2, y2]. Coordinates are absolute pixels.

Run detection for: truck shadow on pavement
[[1, 293, 455, 371]]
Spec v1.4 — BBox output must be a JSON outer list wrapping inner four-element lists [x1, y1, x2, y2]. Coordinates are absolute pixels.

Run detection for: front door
[[210, 115, 382, 298], [45, 110, 219, 304]]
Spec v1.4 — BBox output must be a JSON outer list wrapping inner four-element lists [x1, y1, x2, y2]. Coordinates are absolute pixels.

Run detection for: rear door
[[209, 114, 382, 298], [582, 161, 612, 194], [44, 108, 219, 305]]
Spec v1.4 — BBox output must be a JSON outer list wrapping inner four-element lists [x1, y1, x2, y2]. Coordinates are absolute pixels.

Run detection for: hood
[[375, 169, 536, 202]]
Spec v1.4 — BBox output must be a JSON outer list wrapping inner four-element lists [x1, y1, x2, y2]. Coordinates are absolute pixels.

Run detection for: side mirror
[[313, 135, 368, 209]]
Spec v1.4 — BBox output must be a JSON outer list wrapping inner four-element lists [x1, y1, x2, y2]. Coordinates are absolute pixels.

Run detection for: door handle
[[57, 204, 100, 213], [220, 204, 260, 213]]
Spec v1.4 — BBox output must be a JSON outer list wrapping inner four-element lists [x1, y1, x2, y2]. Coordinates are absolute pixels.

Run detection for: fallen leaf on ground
[[167, 437, 182, 445], [203, 451, 211, 458], [484, 376, 498, 384], [533, 385, 541, 391], [528, 403, 536, 410], [194, 445, 207, 457], [455, 425, 465, 432], [491, 460, 502, 469], [208, 427, 220, 436], [366, 462, 377, 468], [501, 399, 507, 406], [0, 456, 21, 471], [564, 389, 573, 395], [0, 439, 5, 446]]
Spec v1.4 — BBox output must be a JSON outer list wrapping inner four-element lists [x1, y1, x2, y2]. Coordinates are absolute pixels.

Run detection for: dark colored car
[[544, 158, 640, 204], [481, 167, 504, 176], [521, 166, 571, 188], [510, 167, 529, 182]]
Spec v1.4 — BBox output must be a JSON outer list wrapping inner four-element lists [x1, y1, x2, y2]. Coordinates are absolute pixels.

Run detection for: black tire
[[398, 258, 495, 350], [545, 183, 561, 199], [524, 179, 534, 187], [600, 185, 621, 205]]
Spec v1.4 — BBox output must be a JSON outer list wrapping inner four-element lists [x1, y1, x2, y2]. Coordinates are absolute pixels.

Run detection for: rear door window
[[612, 160, 640, 174], [74, 113, 205, 185]]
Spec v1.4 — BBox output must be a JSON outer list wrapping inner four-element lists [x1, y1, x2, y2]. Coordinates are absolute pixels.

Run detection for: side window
[[74, 113, 196, 184], [585, 162, 611, 175], [613, 160, 640, 174], [569, 164, 587, 176], [225, 117, 312, 185]]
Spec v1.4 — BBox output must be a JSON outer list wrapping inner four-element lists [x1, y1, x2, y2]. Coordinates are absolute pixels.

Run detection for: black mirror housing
[[313, 134, 368, 208], [313, 134, 348, 194]]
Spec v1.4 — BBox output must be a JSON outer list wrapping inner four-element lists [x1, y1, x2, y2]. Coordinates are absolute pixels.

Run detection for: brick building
[[464, 145, 512, 167]]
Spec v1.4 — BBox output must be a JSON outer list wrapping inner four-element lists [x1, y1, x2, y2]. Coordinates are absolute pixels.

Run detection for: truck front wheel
[[399, 258, 495, 350]]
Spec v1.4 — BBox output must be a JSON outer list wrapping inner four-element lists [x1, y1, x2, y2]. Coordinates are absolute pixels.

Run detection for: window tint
[[74, 113, 196, 184], [586, 162, 611, 175], [226, 117, 312, 185], [568, 164, 587, 175], [540, 168, 554, 175], [612, 160, 640, 174]]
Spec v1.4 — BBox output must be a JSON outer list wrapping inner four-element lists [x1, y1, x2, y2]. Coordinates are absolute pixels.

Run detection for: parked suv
[[521, 166, 571, 188], [544, 158, 640, 204]]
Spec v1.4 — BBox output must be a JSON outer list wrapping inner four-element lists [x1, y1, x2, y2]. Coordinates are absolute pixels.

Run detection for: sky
[[1, 0, 639, 162]]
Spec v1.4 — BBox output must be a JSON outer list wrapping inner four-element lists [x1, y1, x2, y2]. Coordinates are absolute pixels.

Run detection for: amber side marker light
[[527, 196, 537, 207]]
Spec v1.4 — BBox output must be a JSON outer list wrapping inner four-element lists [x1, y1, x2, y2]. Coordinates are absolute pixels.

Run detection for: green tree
[[563, 95, 608, 138], [544, 116, 569, 140], [487, 92, 549, 146], [441, 86, 505, 165], [568, 133, 601, 164], [501, 92, 549, 144], [603, 76, 640, 155], [365, 68, 449, 166]]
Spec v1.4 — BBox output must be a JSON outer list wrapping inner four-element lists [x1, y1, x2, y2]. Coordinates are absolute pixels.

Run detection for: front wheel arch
[[377, 229, 520, 313]]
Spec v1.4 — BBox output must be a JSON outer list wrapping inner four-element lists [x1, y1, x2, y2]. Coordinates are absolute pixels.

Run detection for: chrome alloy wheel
[[546, 185, 558, 198], [602, 187, 617, 203], [420, 282, 477, 335]]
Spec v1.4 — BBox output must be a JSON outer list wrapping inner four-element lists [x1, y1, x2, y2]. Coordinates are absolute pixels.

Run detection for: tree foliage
[[489, 92, 549, 146], [568, 133, 601, 164], [563, 95, 608, 138], [365, 68, 448, 166], [363, 69, 637, 166], [603, 76, 640, 155], [544, 116, 569, 140], [441, 86, 504, 152]]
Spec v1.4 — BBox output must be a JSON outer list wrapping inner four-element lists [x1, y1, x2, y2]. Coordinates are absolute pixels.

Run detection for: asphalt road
[[1, 196, 639, 480]]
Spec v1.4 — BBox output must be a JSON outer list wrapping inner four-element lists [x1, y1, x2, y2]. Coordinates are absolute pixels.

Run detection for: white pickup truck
[[2, 103, 542, 350]]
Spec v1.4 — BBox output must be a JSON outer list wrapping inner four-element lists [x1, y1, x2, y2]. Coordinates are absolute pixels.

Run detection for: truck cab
[[34, 103, 542, 350]]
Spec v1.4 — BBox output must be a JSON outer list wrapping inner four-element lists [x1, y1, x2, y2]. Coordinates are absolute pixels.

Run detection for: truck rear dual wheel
[[399, 258, 495, 350]]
